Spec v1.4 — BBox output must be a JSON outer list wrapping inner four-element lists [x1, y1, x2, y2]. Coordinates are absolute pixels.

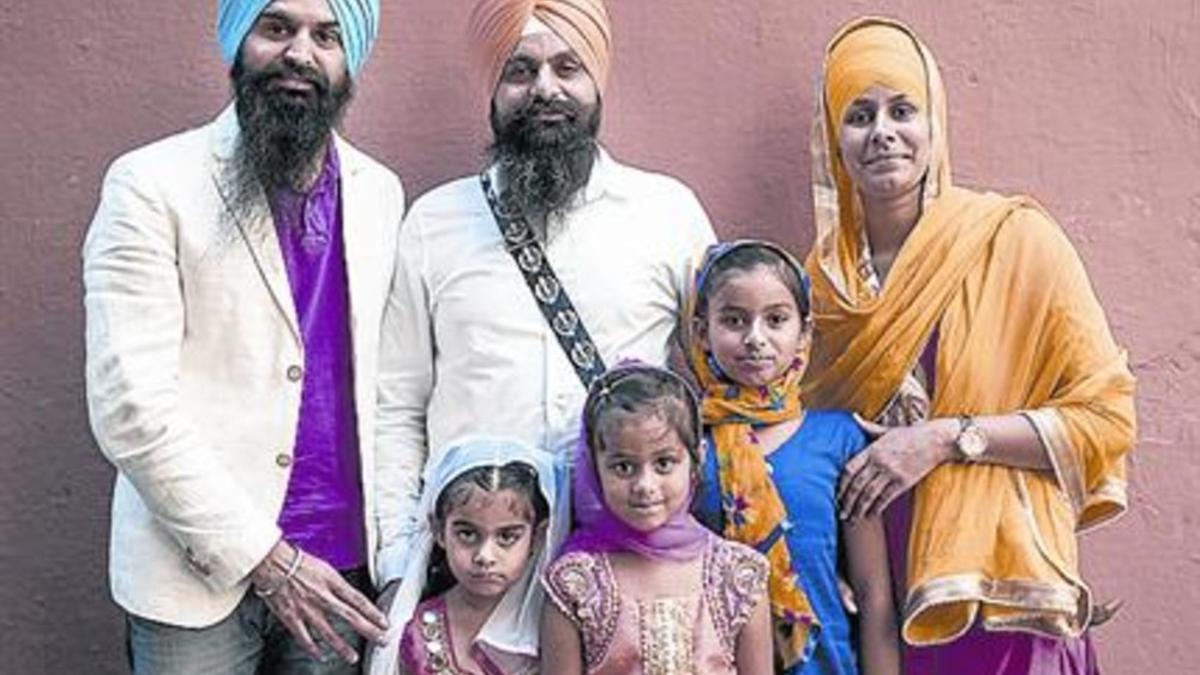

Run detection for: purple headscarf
[[559, 363, 711, 561]]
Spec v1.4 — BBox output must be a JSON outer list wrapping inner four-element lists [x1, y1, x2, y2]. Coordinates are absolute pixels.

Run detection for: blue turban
[[217, 0, 380, 78]]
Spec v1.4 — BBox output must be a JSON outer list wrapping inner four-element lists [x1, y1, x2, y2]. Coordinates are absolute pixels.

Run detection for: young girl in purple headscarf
[[539, 364, 773, 674]]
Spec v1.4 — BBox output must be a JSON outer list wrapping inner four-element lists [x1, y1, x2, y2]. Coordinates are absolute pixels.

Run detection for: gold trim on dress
[[1080, 476, 1128, 533], [1021, 408, 1085, 519], [638, 598, 697, 675], [902, 572, 1083, 646]]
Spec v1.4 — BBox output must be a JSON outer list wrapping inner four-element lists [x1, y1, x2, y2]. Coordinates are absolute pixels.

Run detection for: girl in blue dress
[[688, 240, 899, 675]]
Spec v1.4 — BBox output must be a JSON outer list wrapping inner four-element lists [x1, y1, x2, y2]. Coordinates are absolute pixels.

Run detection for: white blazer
[[83, 105, 404, 628]]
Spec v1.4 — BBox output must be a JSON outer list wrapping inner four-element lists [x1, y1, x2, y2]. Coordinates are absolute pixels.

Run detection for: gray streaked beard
[[488, 98, 601, 238], [223, 58, 352, 234]]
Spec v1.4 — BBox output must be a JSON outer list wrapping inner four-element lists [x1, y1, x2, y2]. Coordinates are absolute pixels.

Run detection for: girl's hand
[[838, 416, 958, 522]]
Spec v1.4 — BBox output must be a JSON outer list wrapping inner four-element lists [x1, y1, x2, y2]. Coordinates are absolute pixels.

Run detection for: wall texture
[[1, 1, 1197, 672]]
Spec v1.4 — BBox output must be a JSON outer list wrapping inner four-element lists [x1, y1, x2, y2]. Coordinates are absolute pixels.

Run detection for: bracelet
[[253, 546, 305, 599]]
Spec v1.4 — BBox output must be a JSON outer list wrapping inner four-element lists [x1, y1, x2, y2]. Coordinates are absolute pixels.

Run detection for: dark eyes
[[502, 61, 535, 82], [766, 312, 793, 327], [554, 60, 583, 77], [257, 18, 290, 38], [313, 27, 342, 48], [844, 101, 920, 126], [501, 58, 583, 82], [608, 461, 635, 477], [844, 106, 873, 126], [497, 529, 524, 546], [255, 18, 341, 48], [654, 456, 679, 473], [890, 102, 917, 121]]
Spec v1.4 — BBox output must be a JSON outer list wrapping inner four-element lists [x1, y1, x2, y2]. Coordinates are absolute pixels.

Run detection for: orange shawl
[[803, 17, 1136, 644]]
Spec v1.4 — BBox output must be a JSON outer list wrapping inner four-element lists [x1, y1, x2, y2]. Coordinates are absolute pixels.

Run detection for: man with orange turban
[[371, 0, 715, 668]]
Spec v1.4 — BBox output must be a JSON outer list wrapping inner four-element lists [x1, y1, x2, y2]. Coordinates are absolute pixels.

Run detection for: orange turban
[[469, 0, 612, 100], [825, 22, 928, 130]]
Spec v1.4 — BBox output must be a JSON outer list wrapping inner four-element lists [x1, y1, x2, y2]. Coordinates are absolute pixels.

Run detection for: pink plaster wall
[[1, 1, 1196, 672]]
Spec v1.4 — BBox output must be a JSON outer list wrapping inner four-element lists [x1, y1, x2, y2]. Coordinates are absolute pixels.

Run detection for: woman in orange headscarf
[[803, 16, 1135, 674]]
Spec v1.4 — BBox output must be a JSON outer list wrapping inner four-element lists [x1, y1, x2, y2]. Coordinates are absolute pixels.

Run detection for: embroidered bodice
[[541, 535, 768, 674], [397, 596, 527, 675]]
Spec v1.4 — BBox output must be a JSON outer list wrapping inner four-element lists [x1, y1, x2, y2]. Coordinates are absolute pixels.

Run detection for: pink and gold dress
[[542, 535, 768, 674]]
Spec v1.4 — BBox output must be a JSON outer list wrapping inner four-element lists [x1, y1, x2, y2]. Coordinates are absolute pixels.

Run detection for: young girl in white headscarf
[[369, 437, 566, 675]]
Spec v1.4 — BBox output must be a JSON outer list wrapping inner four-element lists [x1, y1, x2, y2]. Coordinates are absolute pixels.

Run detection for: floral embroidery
[[543, 552, 620, 670], [703, 539, 769, 664]]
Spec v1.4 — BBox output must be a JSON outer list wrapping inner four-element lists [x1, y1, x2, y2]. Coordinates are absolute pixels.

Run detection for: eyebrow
[[257, 9, 340, 29]]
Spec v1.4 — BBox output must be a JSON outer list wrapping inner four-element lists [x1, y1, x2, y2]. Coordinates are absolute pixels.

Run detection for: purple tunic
[[271, 145, 366, 570], [881, 336, 1100, 674]]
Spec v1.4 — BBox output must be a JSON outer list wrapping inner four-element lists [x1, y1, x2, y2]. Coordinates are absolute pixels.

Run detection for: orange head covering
[[810, 16, 951, 304], [825, 22, 928, 135], [468, 0, 613, 101]]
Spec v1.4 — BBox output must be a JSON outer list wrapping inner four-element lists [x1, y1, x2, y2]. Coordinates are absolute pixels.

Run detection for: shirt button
[[276, 453, 293, 468], [286, 365, 303, 382]]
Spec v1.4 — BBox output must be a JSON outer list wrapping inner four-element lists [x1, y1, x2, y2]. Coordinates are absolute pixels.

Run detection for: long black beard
[[225, 59, 352, 224], [488, 97, 601, 235]]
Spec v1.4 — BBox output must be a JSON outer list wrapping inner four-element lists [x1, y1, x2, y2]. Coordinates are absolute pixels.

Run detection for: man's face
[[229, 0, 354, 197], [239, 0, 348, 101], [491, 31, 600, 147]]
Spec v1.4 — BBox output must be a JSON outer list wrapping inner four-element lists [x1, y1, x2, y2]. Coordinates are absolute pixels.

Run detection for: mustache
[[243, 60, 330, 98], [513, 97, 583, 123]]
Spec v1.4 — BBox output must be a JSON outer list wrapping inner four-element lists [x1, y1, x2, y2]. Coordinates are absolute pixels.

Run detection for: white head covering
[[368, 436, 567, 675]]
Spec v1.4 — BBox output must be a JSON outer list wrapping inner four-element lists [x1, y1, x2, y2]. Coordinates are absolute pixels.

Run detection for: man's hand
[[250, 541, 389, 664]]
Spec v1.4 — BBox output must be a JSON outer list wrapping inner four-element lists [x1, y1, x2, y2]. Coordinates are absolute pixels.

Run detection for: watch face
[[958, 426, 988, 459]]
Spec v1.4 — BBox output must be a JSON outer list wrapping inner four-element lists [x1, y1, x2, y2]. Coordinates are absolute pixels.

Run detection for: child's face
[[435, 486, 540, 602], [596, 411, 693, 533], [699, 265, 809, 388]]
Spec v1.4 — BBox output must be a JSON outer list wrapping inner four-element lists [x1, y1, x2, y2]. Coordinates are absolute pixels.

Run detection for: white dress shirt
[[374, 149, 715, 581]]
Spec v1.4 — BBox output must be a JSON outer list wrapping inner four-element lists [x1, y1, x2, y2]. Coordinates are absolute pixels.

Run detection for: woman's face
[[838, 85, 931, 202]]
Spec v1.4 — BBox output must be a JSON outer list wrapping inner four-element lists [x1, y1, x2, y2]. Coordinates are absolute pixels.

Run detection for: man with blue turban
[[83, 0, 401, 671]]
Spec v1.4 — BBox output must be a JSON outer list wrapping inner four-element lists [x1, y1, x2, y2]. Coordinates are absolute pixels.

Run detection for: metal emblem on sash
[[534, 276, 561, 304], [516, 245, 543, 273], [552, 310, 579, 337], [570, 342, 597, 370], [482, 170, 607, 389]]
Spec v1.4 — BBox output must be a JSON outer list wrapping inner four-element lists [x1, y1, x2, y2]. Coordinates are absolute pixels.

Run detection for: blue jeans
[[127, 567, 371, 675]]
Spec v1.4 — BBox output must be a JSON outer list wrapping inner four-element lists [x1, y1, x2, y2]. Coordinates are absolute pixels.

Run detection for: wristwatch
[[954, 415, 988, 461]]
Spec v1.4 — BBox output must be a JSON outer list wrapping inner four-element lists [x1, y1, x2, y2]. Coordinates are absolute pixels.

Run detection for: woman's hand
[[838, 416, 958, 522]]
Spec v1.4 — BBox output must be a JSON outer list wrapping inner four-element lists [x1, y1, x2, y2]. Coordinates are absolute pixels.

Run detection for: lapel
[[334, 136, 370, 358], [208, 104, 302, 346]]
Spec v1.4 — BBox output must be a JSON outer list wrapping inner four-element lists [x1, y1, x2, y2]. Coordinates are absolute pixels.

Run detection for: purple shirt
[[271, 145, 366, 570]]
